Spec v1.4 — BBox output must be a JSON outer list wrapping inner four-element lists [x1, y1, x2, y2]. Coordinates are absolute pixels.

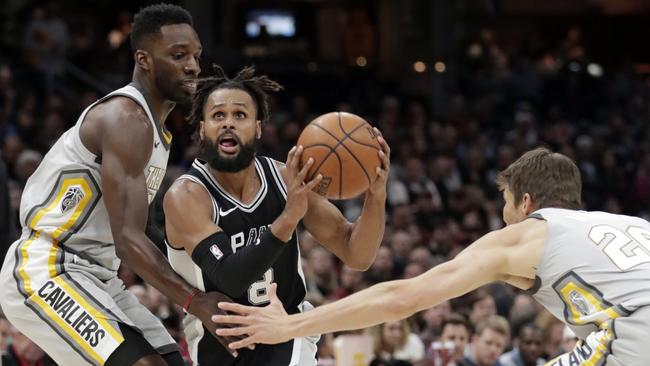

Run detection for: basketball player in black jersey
[[163, 66, 390, 365]]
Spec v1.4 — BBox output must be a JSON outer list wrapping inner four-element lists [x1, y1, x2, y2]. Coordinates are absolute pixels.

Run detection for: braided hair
[[188, 65, 283, 127]]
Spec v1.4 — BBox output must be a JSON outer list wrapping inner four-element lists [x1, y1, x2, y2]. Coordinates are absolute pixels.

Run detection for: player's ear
[[134, 49, 152, 71], [521, 192, 535, 215], [256, 120, 262, 139]]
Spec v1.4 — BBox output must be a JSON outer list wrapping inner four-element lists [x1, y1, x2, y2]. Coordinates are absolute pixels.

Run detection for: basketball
[[297, 112, 381, 200]]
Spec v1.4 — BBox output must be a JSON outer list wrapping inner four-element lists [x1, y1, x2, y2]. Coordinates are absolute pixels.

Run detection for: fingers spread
[[298, 157, 313, 180], [304, 174, 323, 192], [229, 336, 256, 351], [212, 314, 254, 325], [216, 326, 250, 337], [218, 301, 253, 315]]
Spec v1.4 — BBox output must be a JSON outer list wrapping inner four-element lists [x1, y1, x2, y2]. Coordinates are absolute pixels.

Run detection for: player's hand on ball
[[368, 127, 390, 198], [283, 145, 323, 222], [213, 283, 291, 349]]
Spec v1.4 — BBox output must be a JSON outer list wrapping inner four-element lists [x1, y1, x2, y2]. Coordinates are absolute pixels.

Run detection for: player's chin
[[171, 89, 194, 104]]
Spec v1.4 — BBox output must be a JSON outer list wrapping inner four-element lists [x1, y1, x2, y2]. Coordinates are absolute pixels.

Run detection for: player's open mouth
[[218, 135, 239, 154]]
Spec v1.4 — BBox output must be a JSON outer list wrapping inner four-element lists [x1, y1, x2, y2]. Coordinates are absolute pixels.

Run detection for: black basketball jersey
[[166, 157, 308, 365]]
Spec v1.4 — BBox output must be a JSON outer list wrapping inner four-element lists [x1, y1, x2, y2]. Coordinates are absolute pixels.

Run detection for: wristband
[[183, 287, 201, 313]]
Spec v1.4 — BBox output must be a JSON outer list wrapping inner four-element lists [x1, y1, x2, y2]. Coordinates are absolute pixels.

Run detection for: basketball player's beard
[[200, 137, 259, 173]]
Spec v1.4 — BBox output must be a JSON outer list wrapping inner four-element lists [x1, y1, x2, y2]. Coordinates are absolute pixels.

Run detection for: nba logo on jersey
[[210, 245, 223, 260], [61, 186, 85, 214]]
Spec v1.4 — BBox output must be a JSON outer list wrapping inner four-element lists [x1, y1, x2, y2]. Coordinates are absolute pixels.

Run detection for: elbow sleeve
[[191, 230, 287, 297]]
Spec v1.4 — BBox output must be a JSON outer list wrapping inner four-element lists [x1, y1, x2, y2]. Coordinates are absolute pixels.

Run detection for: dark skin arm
[[80, 97, 240, 356], [281, 129, 390, 270]]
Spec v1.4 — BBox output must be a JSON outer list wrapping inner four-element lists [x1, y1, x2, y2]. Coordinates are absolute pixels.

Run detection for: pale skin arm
[[213, 218, 546, 349], [287, 128, 391, 270]]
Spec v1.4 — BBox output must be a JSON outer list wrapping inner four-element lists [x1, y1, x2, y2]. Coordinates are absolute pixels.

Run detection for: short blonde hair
[[476, 315, 510, 340]]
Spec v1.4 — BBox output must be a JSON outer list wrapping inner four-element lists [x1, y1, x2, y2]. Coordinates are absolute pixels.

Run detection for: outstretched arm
[[300, 128, 391, 270], [213, 222, 536, 349]]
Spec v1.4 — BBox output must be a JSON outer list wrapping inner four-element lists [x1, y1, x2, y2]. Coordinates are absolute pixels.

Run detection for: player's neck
[[210, 163, 261, 204], [131, 72, 175, 129]]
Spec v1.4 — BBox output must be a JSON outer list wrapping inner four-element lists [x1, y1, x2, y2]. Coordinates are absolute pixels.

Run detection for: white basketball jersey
[[530, 208, 650, 339], [18, 85, 171, 271]]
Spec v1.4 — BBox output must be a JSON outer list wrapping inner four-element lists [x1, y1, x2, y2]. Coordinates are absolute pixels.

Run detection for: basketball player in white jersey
[[0, 4, 237, 365], [215, 147, 650, 366]]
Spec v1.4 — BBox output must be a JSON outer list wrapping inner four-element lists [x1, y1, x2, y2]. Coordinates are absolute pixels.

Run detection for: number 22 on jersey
[[589, 225, 650, 270]]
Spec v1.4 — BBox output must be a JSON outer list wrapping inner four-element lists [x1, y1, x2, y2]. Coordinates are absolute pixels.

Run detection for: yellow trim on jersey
[[47, 238, 60, 279], [543, 329, 613, 366], [19, 231, 41, 294], [17, 175, 123, 364], [560, 282, 620, 326], [583, 329, 613, 366], [51, 178, 93, 239], [162, 128, 172, 144], [52, 277, 124, 343], [29, 181, 68, 229], [30, 293, 106, 365], [27, 177, 93, 279]]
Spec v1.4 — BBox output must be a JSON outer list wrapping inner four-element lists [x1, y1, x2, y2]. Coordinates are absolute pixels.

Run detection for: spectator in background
[[390, 230, 416, 273], [22, 1, 69, 95], [558, 326, 578, 356], [13, 149, 42, 187], [418, 300, 452, 350], [370, 319, 425, 365], [2, 324, 56, 366], [0, 65, 16, 122], [438, 313, 473, 366], [508, 294, 541, 333], [468, 288, 497, 328], [0, 158, 15, 263], [499, 323, 545, 366], [463, 316, 510, 366], [535, 311, 565, 360], [329, 265, 367, 300], [365, 246, 396, 284], [1, 314, 11, 356], [305, 247, 339, 304]]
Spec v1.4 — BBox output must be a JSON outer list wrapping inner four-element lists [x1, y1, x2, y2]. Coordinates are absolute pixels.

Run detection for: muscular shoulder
[[502, 218, 548, 280], [90, 96, 152, 135], [164, 179, 213, 218], [81, 96, 153, 159]]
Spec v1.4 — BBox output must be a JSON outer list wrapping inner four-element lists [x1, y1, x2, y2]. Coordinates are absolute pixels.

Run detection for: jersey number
[[248, 269, 274, 305], [588, 225, 650, 270]]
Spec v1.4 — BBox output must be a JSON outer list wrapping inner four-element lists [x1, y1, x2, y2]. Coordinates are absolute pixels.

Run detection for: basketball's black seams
[[301, 112, 378, 198]]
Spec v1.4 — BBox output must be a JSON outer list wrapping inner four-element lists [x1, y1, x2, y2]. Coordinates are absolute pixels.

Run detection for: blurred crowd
[[2, 2, 650, 366]]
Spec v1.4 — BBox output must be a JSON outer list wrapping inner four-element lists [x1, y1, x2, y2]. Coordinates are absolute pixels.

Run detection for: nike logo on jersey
[[219, 206, 238, 216], [154, 141, 160, 148]]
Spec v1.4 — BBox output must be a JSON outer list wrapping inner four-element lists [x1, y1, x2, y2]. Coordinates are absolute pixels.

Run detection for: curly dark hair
[[130, 3, 193, 50], [187, 65, 283, 127]]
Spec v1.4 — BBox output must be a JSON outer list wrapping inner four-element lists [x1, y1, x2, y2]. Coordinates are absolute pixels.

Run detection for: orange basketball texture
[[296, 112, 381, 200]]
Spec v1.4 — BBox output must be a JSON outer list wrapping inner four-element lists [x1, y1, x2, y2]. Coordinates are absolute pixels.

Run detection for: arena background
[[1, 1, 650, 365]]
